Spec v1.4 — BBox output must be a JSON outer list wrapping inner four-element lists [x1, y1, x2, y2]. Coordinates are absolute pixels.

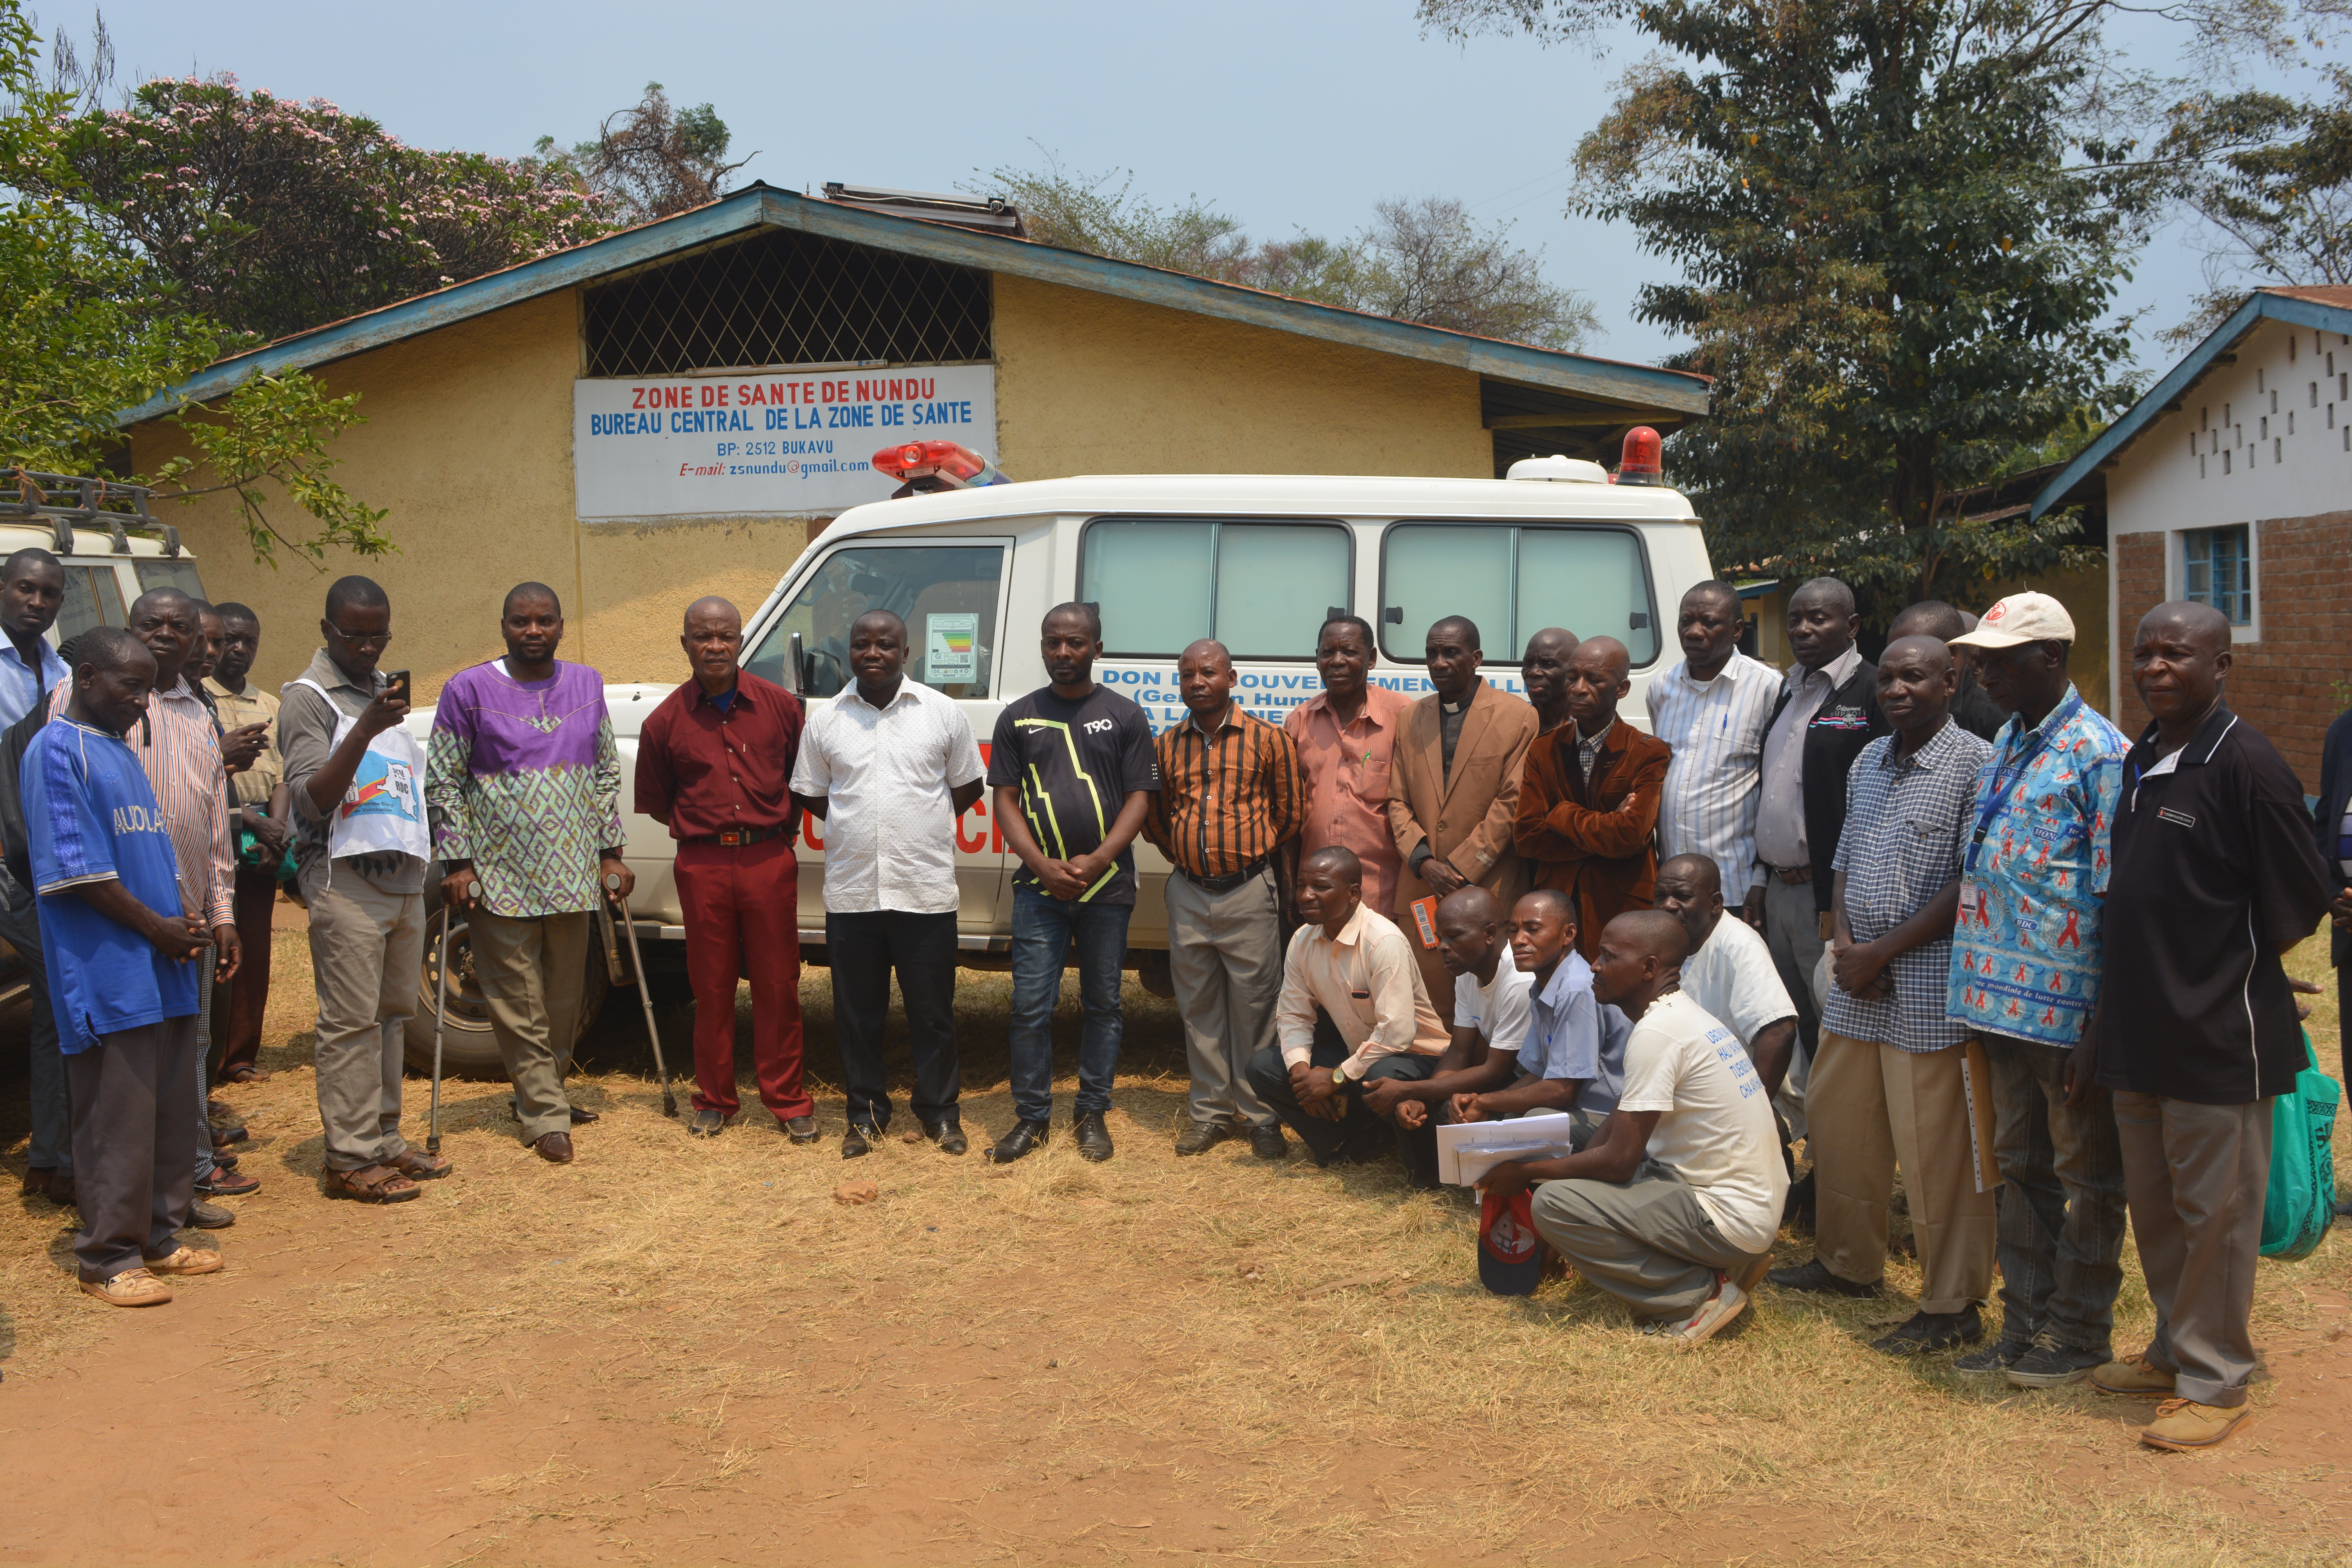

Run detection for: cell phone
[[384, 670, 412, 706]]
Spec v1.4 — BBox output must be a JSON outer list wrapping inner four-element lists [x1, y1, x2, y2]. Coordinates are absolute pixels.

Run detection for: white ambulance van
[[412, 452, 1717, 1074]]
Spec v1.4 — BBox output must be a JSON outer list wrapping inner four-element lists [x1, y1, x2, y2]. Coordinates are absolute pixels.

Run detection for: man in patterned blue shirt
[[1945, 592, 2129, 1389]]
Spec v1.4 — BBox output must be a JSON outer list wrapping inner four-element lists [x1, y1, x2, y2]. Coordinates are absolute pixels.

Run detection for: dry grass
[[3, 920, 2349, 1565]]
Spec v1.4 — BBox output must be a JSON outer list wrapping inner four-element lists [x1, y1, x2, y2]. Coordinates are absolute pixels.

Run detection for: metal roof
[[2030, 287, 2352, 520], [118, 183, 1711, 427]]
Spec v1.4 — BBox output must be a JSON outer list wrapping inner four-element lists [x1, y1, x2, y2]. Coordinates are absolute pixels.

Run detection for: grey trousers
[[1163, 867, 1282, 1130], [66, 1015, 200, 1280], [1984, 1033, 2127, 1354], [470, 907, 592, 1144], [2113, 1091, 2272, 1408], [303, 860, 424, 1172], [1761, 877, 1825, 1140], [192, 961, 215, 1182], [1530, 1159, 1766, 1319], [0, 892, 69, 1176]]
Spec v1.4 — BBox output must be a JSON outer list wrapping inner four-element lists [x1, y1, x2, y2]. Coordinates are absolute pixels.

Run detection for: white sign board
[[572, 365, 997, 520]]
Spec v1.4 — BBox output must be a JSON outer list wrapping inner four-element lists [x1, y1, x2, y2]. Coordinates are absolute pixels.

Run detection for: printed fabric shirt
[[790, 677, 985, 915], [204, 676, 283, 807], [279, 648, 423, 893], [1946, 686, 2127, 1048], [1274, 902, 1449, 1077], [49, 675, 232, 927], [1648, 650, 1779, 896], [23, 716, 200, 1050], [426, 660, 623, 918], [988, 684, 1159, 905], [1284, 686, 1410, 918], [1823, 720, 1993, 1052]]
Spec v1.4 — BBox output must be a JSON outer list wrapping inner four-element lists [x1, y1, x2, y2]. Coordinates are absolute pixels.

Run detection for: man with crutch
[[634, 596, 812, 1140]]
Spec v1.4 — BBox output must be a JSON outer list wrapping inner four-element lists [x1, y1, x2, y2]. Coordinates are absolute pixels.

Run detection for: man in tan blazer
[[1387, 615, 1539, 1021]]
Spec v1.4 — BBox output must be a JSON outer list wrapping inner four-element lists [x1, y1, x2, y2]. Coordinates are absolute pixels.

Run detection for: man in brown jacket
[[1513, 636, 1670, 959], [1386, 615, 1538, 1020]]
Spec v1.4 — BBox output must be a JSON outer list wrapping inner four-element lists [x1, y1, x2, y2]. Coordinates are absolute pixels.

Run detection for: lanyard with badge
[[1964, 692, 2081, 873]]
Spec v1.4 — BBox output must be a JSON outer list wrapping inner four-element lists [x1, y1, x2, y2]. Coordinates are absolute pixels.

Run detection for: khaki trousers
[[2113, 1091, 2271, 1408], [303, 860, 424, 1173], [1162, 866, 1281, 1130], [470, 908, 593, 1144], [1810, 1031, 1997, 1315], [1530, 1158, 1766, 1319]]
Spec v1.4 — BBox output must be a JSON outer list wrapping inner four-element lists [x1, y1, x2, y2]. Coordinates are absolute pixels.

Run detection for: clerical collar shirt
[[2095, 703, 2333, 1104], [1648, 650, 1780, 895], [1755, 643, 1862, 869]]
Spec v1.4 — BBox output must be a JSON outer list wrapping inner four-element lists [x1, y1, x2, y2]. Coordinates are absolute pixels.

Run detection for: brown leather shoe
[[533, 1131, 575, 1164]]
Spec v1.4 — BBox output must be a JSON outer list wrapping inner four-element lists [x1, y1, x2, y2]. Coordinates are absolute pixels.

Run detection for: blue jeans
[[1008, 887, 1132, 1123]]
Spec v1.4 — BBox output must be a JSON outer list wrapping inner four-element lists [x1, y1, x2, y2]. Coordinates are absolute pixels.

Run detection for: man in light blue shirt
[[0, 546, 74, 1207], [1446, 888, 1628, 1147]]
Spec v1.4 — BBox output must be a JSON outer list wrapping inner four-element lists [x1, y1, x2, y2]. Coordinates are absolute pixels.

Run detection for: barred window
[[582, 227, 991, 377]]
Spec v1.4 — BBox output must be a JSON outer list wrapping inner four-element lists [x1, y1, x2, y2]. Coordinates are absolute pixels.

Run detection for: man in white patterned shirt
[[791, 609, 985, 1159], [1647, 581, 1779, 928]]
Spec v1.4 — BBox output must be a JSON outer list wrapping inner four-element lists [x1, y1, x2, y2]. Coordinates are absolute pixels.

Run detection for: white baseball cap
[[1950, 590, 2074, 648]]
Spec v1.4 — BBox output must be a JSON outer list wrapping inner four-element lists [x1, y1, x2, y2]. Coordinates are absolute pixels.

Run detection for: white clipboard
[[1436, 1111, 1581, 1187]]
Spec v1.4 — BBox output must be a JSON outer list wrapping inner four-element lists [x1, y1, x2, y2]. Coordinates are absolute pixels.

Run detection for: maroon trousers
[[217, 862, 278, 1076], [676, 837, 810, 1120]]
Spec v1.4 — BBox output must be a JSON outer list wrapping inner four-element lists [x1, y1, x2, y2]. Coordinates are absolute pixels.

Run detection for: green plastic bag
[[2260, 1030, 2339, 1261]]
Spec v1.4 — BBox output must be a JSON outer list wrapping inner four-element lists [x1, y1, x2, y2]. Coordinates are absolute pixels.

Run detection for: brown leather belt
[[1765, 863, 1812, 885], [685, 823, 792, 848]]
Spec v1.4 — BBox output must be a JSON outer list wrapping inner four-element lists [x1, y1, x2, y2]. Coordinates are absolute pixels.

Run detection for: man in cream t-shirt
[[1476, 909, 1788, 1344]]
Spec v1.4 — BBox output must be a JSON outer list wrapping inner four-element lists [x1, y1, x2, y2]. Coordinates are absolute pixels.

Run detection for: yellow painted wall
[[129, 268, 1499, 699], [991, 274, 1491, 480], [1975, 561, 2111, 721]]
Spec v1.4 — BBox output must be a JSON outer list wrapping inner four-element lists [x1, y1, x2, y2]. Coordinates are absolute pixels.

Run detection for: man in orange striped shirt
[[1142, 639, 1304, 1159]]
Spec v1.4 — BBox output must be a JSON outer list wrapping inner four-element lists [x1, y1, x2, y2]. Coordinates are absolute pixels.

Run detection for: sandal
[[323, 1164, 420, 1203], [386, 1148, 452, 1181]]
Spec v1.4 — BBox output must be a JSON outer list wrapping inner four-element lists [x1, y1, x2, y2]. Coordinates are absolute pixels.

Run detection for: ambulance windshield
[[747, 542, 1005, 699]]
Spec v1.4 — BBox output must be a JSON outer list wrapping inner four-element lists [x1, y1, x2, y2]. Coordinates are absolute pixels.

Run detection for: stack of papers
[[1436, 1112, 1581, 1186]]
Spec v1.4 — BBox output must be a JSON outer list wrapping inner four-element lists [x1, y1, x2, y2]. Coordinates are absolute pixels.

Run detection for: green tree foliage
[[2160, 67, 2352, 343], [981, 154, 1599, 350], [0, 4, 389, 564], [536, 82, 751, 229], [1420, 0, 2186, 614]]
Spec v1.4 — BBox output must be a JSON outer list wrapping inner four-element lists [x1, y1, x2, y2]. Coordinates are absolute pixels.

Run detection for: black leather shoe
[[1174, 1120, 1230, 1156], [1250, 1124, 1288, 1160], [1764, 1256, 1879, 1297], [186, 1198, 236, 1229], [923, 1118, 969, 1156], [1872, 1305, 1984, 1356], [688, 1109, 726, 1138], [987, 1118, 1051, 1164], [782, 1115, 820, 1144], [841, 1123, 880, 1159], [1073, 1111, 1113, 1163]]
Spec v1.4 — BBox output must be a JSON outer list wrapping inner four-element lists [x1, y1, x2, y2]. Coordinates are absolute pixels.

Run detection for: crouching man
[[1246, 847, 1447, 1169], [1478, 910, 1789, 1344]]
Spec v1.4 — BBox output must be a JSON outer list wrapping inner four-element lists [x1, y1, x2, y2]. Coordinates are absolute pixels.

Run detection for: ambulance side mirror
[[788, 631, 806, 697]]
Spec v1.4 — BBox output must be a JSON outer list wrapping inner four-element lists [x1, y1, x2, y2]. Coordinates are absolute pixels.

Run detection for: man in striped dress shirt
[[1646, 581, 1779, 929], [1143, 639, 1304, 1160]]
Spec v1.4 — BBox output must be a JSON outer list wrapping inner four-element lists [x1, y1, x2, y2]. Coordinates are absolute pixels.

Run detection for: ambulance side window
[[1079, 517, 1350, 658], [54, 564, 127, 646], [746, 543, 1005, 699], [1379, 523, 1658, 666]]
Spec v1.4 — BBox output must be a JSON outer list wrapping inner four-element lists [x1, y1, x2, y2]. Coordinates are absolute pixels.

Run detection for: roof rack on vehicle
[[1, 470, 182, 559]]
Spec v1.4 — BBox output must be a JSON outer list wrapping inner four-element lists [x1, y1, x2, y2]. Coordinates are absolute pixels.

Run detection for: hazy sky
[[54, 0, 2307, 375]]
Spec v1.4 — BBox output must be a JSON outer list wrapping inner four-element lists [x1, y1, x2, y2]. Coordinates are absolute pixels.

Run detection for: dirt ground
[[1, 911, 2348, 1568]]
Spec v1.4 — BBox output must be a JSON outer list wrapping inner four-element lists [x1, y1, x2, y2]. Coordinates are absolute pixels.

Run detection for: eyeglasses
[[325, 624, 391, 650]]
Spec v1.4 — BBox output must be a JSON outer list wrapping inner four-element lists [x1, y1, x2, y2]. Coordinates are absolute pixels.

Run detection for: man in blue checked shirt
[[1766, 636, 1996, 1354], [1944, 592, 2130, 1390], [0, 547, 74, 1211]]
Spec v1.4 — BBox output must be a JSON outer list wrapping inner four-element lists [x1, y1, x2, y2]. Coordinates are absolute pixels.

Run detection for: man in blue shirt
[[0, 547, 74, 1209], [24, 627, 227, 1306], [1446, 889, 1617, 1143]]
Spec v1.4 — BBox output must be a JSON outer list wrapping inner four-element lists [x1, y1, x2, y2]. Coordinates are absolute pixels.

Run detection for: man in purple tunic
[[425, 583, 632, 1163]]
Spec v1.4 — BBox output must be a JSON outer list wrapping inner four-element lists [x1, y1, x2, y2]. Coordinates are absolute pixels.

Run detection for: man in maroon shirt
[[634, 597, 814, 1140]]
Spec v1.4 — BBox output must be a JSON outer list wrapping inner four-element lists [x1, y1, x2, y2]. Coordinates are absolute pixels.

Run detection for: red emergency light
[[1613, 426, 1664, 486], [869, 440, 1011, 489]]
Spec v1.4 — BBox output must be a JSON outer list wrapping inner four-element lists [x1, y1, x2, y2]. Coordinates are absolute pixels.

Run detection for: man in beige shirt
[[204, 603, 290, 1083], [1247, 846, 1448, 1169]]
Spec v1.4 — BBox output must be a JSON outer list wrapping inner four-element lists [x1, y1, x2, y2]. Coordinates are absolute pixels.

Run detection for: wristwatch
[[1331, 1065, 1349, 1087]]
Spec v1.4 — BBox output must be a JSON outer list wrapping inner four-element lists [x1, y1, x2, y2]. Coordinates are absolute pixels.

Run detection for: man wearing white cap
[[1943, 591, 2132, 1389]]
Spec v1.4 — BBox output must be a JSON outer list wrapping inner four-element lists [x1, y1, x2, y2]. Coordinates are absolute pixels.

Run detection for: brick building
[[2033, 286, 2352, 788]]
